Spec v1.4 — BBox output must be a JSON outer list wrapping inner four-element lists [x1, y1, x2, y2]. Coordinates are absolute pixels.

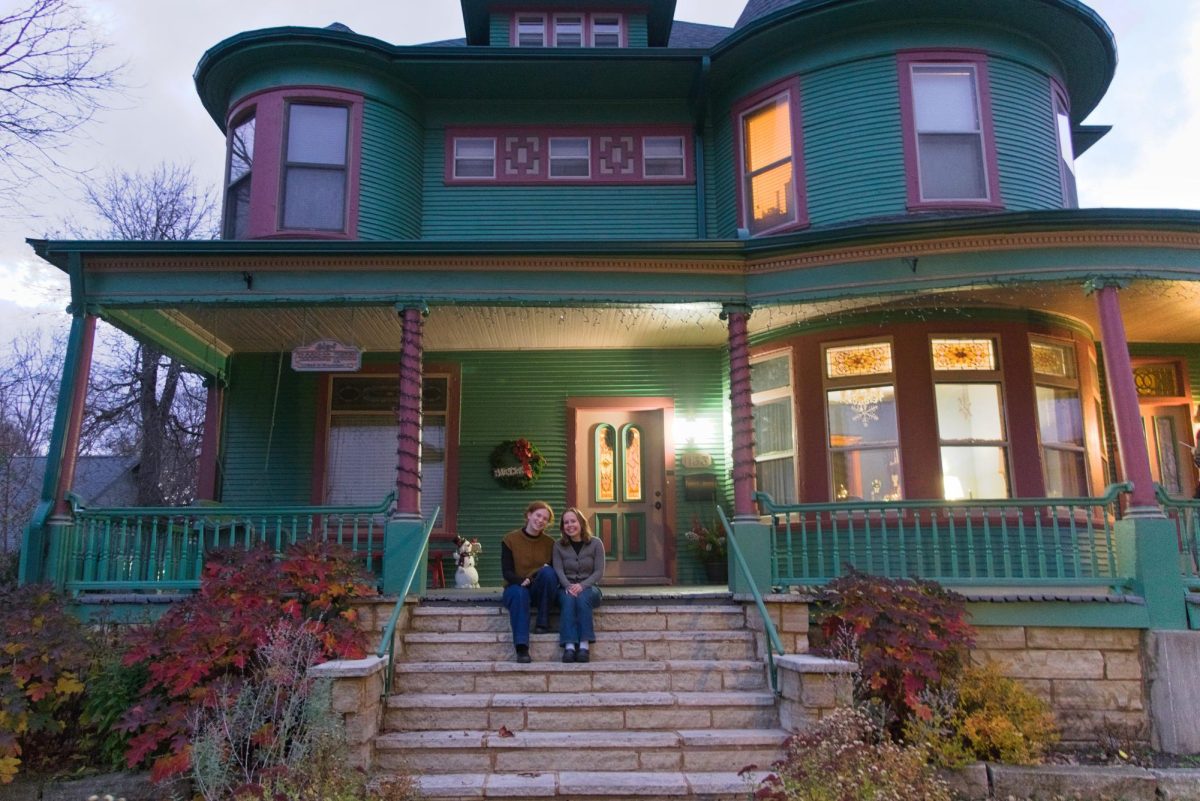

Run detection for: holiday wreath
[[490, 438, 547, 489]]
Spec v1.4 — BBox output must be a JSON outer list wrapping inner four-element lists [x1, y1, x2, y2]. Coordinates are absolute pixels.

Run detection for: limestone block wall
[[744, 595, 812, 657], [972, 626, 1148, 745]]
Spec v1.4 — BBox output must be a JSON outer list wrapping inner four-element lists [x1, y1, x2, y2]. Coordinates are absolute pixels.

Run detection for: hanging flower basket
[[490, 438, 547, 489]]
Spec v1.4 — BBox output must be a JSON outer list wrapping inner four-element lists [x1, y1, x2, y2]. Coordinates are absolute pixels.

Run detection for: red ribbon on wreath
[[512, 437, 536, 479]]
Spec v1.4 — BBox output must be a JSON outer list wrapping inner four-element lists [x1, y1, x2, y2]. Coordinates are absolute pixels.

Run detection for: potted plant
[[683, 517, 728, 583]]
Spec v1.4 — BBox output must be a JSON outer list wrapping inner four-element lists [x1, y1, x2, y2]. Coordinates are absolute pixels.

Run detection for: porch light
[[676, 417, 715, 445], [943, 474, 966, 501]]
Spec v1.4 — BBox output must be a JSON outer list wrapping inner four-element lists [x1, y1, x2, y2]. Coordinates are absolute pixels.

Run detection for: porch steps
[[375, 598, 786, 800]]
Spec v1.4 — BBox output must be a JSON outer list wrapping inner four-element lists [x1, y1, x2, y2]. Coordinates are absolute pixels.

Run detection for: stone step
[[407, 604, 748, 634], [390, 659, 769, 693], [383, 690, 779, 732], [406, 770, 768, 800], [399, 630, 758, 663], [376, 728, 787, 774]]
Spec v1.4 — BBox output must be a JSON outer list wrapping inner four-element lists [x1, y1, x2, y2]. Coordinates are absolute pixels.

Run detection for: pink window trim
[[897, 50, 1003, 211], [226, 86, 362, 240], [731, 75, 809, 237], [443, 124, 694, 185], [506, 9, 627, 47]]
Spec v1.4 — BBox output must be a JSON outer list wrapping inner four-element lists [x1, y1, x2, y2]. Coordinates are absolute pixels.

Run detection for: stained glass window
[[825, 342, 893, 378], [620, 424, 643, 502], [931, 338, 996, 371], [594, 424, 616, 503], [1133, 364, 1182, 398], [1031, 341, 1075, 378]]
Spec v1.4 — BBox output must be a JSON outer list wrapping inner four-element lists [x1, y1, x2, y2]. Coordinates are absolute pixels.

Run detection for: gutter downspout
[[693, 55, 711, 239]]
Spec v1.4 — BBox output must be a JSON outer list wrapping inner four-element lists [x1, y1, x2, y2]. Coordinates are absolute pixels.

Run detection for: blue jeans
[[558, 585, 602, 645], [501, 565, 557, 646]]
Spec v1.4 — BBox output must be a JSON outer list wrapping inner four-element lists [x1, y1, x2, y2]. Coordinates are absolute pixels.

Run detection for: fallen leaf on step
[[498, 725, 515, 738]]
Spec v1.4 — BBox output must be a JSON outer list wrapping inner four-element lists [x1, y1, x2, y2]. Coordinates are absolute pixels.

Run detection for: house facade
[[19, 0, 1200, 613]]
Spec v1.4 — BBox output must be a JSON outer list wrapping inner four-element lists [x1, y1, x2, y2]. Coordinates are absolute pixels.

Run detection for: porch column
[[195, 378, 225, 501], [395, 304, 425, 516], [20, 311, 96, 585], [1087, 279, 1159, 513], [723, 304, 756, 519]]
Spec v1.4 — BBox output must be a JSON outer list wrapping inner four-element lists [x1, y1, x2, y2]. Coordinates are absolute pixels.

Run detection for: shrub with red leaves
[[813, 569, 975, 735], [119, 541, 375, 781]]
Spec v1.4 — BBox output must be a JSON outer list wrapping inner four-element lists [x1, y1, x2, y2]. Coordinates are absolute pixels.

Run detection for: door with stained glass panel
[[573, 408, 667, 583], [1132, 361, 1196, 498]]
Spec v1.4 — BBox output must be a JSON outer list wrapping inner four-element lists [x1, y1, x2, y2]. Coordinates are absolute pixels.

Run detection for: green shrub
[[753, 707, 952, 801], [906, 662, 1059, 766], [814, 570, 975, 735], [0, 584, 90, 783]]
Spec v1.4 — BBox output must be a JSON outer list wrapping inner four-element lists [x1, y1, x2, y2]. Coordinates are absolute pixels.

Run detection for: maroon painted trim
[[727, 312, 756, 517], [54, 316, 97, 517], [565, 396, 676, 583], [897, 50, 1004, 211], [1095, 286, 1158, 509], [503, 8, 632, 47], [444, 125, 695, 185], [731, 75, 809, 237], [196, 383, 224, 502], [225, 86, 363, 240]]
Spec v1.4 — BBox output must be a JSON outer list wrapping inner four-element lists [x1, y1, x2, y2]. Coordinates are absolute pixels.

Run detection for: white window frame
[[590, 14, 623, 47], [642, 135, 685, 179], [910, 63, 990, 203], [452, 137, 497, 179], [1030, 336, 1088, 497], [751, 351, 798, 505], [930, 335, 1010, 500], [822, 339, 902, 502], [516, 14, 547, 47], [549, 136, 590, 178], [553, 14, 584, 47]]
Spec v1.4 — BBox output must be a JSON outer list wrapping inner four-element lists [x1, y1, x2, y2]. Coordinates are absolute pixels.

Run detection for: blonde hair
[[559, 506, 593, 544]]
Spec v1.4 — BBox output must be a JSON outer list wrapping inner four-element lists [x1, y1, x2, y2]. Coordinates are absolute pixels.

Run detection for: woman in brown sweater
[[551, 507, 605, 662]]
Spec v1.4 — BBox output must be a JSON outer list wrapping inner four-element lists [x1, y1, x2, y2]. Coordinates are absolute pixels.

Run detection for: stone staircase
[[374, 597, 791, 800]]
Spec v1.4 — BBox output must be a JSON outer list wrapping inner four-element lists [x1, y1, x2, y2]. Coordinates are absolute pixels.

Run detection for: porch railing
[[756, 483, 1132, 589], [1157, 486, 1200, 589], [56, 493, 395, 593], [718, 507, 784, 694]]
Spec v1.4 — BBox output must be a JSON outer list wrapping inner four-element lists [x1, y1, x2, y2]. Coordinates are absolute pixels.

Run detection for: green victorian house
[[18, 0, 1200, 756]]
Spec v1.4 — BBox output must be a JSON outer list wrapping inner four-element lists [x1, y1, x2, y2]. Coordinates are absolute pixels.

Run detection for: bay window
[[1052, 83, 1079, 208], [751, 352, 797, 504], [1031, 339, 1087, 497], [223, 114, 254, 239], [824, 341, 901, 502], [899, 52, 1000, 208], [282, 103, 349, 231], [931, 337, 1009, 499]]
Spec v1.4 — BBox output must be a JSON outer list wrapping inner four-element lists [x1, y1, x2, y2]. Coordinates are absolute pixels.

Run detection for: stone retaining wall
[[974, 625, 1149, 745]]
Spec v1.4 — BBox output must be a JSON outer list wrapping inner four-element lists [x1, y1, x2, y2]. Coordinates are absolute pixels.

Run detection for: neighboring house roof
[[3, 455, 139, 511]]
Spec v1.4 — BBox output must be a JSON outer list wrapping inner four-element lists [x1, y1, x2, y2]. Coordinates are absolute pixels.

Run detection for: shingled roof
[[735, 0, 803, 28]]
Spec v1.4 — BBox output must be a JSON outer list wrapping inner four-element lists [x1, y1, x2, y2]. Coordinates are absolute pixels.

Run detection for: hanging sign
[[291, 340, 362, 372]]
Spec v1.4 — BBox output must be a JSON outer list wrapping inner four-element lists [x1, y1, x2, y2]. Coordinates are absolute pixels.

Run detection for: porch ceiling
[[158, 278, 1200, 357]]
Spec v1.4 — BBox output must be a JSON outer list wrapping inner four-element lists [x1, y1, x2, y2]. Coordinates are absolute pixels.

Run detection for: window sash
[[549, 137, 590, 178], [554, 15, 583, 47], [517, 15, 546, 47], [591, 15, 622, 47], [643, 136, 685, 177], [453, 137, 496, 178], [752, 353, 796, 503], [282, 104, 349, 231], [1054, 89, 1078, 208], [910, 64, 989, 201], [740, 94, 796, 235]]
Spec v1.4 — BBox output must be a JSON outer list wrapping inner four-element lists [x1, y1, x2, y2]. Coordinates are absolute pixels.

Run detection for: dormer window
[[512, 12, 624, 47], [554, 15, 583, 47], [223, 113, 255, 239], [516, 15, 546, 47]]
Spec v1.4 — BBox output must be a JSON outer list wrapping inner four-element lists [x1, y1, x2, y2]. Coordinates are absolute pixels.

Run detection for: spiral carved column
[[724, 305, 756, 519], [395, 304, 426, 516]]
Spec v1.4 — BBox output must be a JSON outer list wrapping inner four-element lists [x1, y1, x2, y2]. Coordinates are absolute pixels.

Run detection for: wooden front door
[[1141, 404, 1195, 497], [572, 406, 669, 584]]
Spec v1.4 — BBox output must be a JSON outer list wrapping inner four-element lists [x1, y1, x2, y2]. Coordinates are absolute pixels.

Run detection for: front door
[[572, 407, 669, 584], [1141, 404, 1195, 497]]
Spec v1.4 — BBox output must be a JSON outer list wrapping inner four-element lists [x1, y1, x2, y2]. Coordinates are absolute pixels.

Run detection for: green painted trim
[[595, 512, 620, 560], [103, 308, 230, 380], [966, 599, 1149, 628], [748, 306, 1096, 347]]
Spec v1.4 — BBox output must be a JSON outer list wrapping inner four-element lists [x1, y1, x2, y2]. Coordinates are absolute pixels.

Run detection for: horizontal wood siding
[[421, 128, 698, 239], [627, 15, 648, 47], [490, 13, 510, 46], [428, 348, 730, 586], [358, 100, 423, 239], [804, 56, 906, 226], [220, 353, 317, 505], [989, 58, 1063, 211], [708, 109, 738, 238]]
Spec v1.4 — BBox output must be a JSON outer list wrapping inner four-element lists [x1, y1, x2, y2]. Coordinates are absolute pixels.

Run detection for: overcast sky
[[0, 0, 1197, 343]]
